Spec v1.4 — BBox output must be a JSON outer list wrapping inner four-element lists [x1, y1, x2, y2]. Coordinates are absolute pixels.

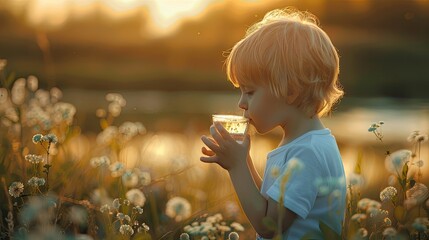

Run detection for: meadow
[[1, 60, 428, 240]]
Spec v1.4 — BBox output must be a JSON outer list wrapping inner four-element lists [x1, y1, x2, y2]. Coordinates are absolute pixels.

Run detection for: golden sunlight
[[3, 0, 222, 36]]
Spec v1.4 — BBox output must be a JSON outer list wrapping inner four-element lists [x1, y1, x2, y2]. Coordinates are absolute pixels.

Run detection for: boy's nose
[[238, 96, 247, 110]]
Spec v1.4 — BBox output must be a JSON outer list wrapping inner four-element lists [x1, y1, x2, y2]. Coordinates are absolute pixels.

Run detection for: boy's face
[[238, 83, 289, 134]]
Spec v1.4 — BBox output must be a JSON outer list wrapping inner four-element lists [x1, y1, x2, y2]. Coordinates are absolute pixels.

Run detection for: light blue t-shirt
[[257, 129, 346, 240]]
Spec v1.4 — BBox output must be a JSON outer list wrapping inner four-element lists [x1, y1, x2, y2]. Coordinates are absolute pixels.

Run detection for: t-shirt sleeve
[[266, 146, 323, 219]]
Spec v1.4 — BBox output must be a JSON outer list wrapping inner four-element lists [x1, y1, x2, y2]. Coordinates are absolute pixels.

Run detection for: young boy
[[200, 8, 346, 240]]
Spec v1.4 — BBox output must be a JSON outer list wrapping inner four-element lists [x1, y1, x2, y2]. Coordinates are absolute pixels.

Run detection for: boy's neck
[[279, 115, 325, 147]]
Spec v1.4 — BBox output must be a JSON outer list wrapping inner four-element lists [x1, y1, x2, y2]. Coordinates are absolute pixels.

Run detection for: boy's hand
[[200, 122, 250, 170]]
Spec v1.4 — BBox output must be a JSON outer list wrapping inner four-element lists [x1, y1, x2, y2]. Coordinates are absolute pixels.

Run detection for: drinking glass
[[212, 114, 249, 143]]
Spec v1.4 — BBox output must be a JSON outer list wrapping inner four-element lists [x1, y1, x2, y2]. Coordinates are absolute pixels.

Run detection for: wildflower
[[230, 222, 244, 231], [25, 154, 44, 164], [414, 160, 424, 167], [108, 102, 122, 117], [8, 182, 24, 198], [125, 189, 146, 207], [218, 225, 231, 232], [356, 228, 368, 237], [27, 75, 38, 92], [412, 217, 429, 232], [27, 177, 45, 187], [357, 198, 379, 211], [404, 183, 429, 209], [368, 123, 379, 132], [90, 156, 110, 168], [117, 212, 126, 221], [133, 206, 144, 214], [42, 134, 58, 144], [142, 223, 149, 231], [314, 177, 345, 196], [228, 232, 240, 240], [351, 213, 367, 223], [96, 126, 118, 145], [385, 149, 411, 174], [408, 131, 428, 143], [106, 93, 126, 106], [382, 227, 397, 238], [348, 172, 365, 186], [384, 217, 392, 226], [32, 134, 44, 144], [165, 196, 192, 222], [11, 78, 26, 105], [139, 171, 151, 186], [52, 102, 76, 125], [180, 233, 190, 240], [119, 224, 134, 235], [119, 121, 146, 140], [100, 204, 110, 213], [112, 198, 121, 210], [380, 186, 397, 202], [109, 162, 124, 177], [122, 170, 139, 188]]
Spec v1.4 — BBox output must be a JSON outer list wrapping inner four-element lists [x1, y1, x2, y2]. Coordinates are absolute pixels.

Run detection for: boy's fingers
[[214, 122, 234, 141], [200, 156, 218, 164], [201, 146, 215, 156], [201, 136, 220, 152]]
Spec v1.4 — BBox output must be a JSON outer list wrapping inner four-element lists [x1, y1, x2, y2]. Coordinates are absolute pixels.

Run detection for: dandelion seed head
[[8, 182, 24, 198], [42, 133, 58, 144], [119, 224, 134, 235], [133, 206, 143, 214], [380, 186, 397, 202], [165, 197, 192, 222], [122, 170, 139, 188], [356, 228, 368, 237], [32, 134, 44, 144], [125, 189, 146, 207], [385, 149, 411, 174], [230, 222, 244, 231], [384, 217, 392, 226], [139, 171, 151, 186], [112, 198, 121, 210], [228, 232, 240, 240], [416, 134, 428, 143], [180, 233, 190, 240], [100, 204, 110, 213], [27, 177, 45, 187], [382, 227, 397, 237]]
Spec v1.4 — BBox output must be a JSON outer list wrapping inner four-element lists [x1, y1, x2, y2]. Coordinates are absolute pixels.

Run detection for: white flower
[[125, 189, 146, 207], [25, 154, 44, 164], [96, 126, 118, 145], [109, 162, 124, 177], [27, 177, 45, 187], [230, 222, 244, 231], [385, 149, 411, 174], [356, 228, 368, 237], [133, 206, 143, 214], [380, 186, 397, 202], [384, 217, 392, 226], [139, 171, 151, 186], [348, 172, 365, 186], [27, 75, 38, 92], [9, 182, 24, 198], [32, 134, 44, 144], [228, 232, 240, 240], [165, 197, 192, 222], [382, 227, 397, 237], [119, 224, 134, 235], [90, 156, 110, 168], [351, 213, 367, 223], [100, 204, 110, 213], [42, 133, 58, 144], [122, 170, 139, 188], [112, 198, 121, 209], [180, 233, 190, 240], [11, 78, 26, 105]]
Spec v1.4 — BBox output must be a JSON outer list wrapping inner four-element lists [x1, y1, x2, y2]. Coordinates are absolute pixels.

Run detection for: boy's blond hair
[[226, 8, 343, 117]]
